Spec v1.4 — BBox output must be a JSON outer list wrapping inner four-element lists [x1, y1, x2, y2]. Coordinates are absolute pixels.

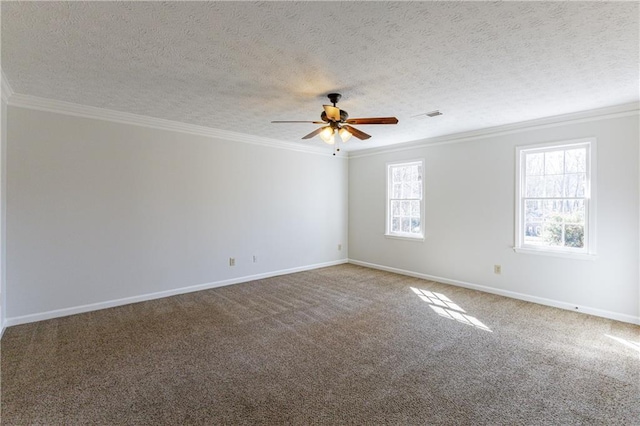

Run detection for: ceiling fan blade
[[272, 121, 325, 124], [301, 127, 324, 139], [346, 117, 399, 125], [343, 125, 371, 140], [323, 105, 341, 121]]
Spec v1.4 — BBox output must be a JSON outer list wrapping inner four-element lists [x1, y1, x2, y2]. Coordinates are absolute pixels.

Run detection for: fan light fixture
[[319, 126, 335, 144], [319, 126, 352, 145], [338, 127, 352, 143]]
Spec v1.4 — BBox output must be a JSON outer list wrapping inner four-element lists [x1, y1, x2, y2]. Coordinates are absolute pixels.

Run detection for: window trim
[[514, 138, 597, 259], [385, 159, 425, 241]]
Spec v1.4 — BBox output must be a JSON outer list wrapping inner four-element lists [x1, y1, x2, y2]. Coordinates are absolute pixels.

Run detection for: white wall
[[349, 113, 639, 323], [6, 106, 348, 322], [1, 97, 6, 333], [5, 104, 638, 326]]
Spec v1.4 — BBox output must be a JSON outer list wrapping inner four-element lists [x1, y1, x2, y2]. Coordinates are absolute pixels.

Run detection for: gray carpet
[[1, 264, 639, 425]]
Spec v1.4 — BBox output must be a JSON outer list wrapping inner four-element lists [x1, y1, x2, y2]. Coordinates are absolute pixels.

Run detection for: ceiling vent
[[412, 110, 443, 120]]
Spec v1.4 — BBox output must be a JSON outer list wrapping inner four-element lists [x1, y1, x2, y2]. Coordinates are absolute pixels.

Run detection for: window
[[515, 139, 596, 258], [386, 160, 424, 240]]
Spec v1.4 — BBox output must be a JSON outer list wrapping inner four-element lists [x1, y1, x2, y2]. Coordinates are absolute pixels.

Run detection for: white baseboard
[[348, 259, 640, 326], [4, 259, 348, 328]]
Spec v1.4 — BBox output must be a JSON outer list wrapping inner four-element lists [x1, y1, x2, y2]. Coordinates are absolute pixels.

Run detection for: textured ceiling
[[2, 1, 639, 151]]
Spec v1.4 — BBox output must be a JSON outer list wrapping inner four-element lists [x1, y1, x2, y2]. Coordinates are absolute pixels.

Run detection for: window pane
[[525, 176, 544, 197], [525, 222, 543, 238], [524, 221, 544, 246], [400, 201, 410, 216], [392, 167, 402, 182], [543, 200, 563, 218], [526, 153, 544, 176], [525, 200, 543, 222], [563, 199, 585, 222], [409, 166, 419, 181], [411, 218, 421, 233], [411, 201, 420, 217], [563, 173, 585, 198], [545, 151, 564, 175], [564, 225, 584, 248], [402, 183, 412, 198], [392, 201, 400, 216], [542, 223, 563, 246], [392, 217, 400, 233], [393, 183, 402, 198], [401, 167, 410, 182], [544, 175, 564, 198], [412, 182, 422, 199], [565, 148, 586, 173], [401, 218, 410, 233]]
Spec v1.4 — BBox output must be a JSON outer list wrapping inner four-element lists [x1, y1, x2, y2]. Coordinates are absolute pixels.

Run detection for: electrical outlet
[[229, 258, 235, 267], [253, 255, 257, 263], [338, 244, 342, 251], [494, 265, 501, 274]]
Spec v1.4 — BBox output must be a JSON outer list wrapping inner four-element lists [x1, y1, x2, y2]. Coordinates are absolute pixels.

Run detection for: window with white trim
[[515, 139, 596, 257], [386, 160, 424, 239]]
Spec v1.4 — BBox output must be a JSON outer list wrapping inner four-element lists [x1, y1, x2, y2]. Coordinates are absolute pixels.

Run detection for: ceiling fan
[[271, 93, 399, 145]]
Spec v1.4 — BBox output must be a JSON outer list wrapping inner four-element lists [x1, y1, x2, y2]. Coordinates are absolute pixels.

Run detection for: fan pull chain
[[333, 143, 341, 156]]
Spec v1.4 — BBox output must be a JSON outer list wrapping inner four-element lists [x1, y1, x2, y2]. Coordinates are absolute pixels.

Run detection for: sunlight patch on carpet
[[411, 287, 492, 332], [605, 334, 640, 353]]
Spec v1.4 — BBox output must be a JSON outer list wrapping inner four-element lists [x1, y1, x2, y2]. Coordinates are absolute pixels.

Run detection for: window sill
[[513, 247, 598, 261], [385, 233, 425, 242]]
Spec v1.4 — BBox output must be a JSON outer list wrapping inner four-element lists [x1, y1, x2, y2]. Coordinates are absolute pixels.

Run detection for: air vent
[[411, 110, 443, 120]]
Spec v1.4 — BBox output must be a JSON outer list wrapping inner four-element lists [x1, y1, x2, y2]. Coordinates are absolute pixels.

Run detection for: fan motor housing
[[321, 110, 349, 122]]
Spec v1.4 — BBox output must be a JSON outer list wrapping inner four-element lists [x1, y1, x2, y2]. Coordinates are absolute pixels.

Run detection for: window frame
[[514, 138, 597, 260], [385, 159, 425, 241]]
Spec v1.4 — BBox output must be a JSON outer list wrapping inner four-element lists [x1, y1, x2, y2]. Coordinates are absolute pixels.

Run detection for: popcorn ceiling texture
[[2, 2, 638, 150]]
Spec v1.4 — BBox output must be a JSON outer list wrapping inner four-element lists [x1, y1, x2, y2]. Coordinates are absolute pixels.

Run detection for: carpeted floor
[[1, 264, 639, 425]]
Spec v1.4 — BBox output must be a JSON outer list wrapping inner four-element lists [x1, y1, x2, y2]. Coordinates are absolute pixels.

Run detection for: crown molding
[[6, 93, 343, 157], [5, 86, 635, 160], [1, 71, 14, 104], [349, 102, 640, 159]]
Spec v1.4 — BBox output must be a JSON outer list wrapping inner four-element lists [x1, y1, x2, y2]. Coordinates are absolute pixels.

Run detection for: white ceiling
[[2, 1, 638, 151]]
